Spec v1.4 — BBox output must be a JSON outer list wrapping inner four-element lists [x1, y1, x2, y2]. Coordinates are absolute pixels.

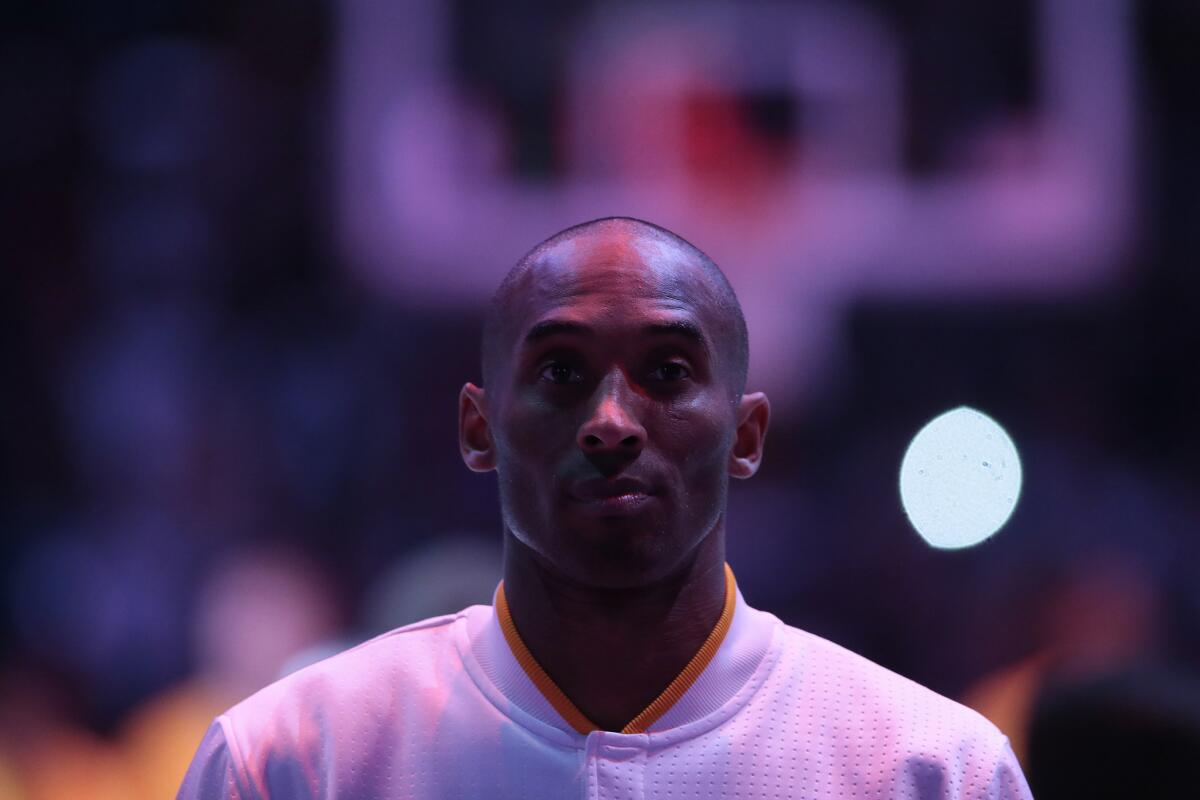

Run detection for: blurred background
[[3, 0, 1199, 796]]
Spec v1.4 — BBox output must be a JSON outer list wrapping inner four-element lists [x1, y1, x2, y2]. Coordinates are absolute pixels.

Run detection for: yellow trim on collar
[[494, 562, 737, 735]]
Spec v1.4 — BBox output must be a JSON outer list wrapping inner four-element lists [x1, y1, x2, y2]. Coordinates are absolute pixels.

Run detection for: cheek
[[497, 394, 575, 460], [494, 399, 574, 502], [659, 405, 733, 482]]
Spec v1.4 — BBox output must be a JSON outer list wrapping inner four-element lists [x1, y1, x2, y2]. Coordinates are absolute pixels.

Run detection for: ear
[[459, 382, 496, 472], [728, 391, 770, 479]]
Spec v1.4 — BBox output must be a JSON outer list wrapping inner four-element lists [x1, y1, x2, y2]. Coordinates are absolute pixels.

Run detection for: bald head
[[480, 217, 749, 399]]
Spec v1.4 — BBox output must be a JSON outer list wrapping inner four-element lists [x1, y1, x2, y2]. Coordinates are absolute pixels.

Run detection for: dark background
[[2, 1, 1198, 797]]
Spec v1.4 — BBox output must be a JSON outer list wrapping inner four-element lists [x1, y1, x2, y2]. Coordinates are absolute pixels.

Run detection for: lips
[[569, 476, 654, 502]]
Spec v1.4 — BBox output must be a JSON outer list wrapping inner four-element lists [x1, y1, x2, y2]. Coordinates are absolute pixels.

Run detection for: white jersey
[[178, 564, 1032, 799]]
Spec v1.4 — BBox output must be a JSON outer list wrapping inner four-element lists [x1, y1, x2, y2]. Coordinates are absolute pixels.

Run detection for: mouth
[[568, 477, 657, 516], [574, 491, 655, 515]]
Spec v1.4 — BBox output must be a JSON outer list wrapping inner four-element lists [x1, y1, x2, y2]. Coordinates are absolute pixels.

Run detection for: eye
[[651, 361, 691, 383], [538, 361, 584, 385]]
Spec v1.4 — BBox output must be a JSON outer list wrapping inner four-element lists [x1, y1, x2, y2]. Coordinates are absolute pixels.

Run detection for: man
[[178, 217, 1033, 798]]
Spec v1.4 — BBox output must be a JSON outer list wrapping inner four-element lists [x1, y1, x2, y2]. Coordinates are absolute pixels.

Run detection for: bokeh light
[[899, 406, 1023, 549]]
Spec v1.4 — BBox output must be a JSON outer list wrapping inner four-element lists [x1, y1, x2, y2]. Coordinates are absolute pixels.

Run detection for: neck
[[500, 521, 728, 732]]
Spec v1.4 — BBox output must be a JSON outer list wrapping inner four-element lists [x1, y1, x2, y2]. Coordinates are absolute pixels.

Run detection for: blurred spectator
[[961, 550, 1163, 763], [1026, 666, 1200, 798], [276, 532, 501, 678], [116, 546, 340, 800], [0, 665, 136, 800], [359, 532, 501, 636]]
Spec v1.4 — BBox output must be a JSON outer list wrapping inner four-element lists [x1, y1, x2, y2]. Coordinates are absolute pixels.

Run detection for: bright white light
[[899, 406, 1022, 550]]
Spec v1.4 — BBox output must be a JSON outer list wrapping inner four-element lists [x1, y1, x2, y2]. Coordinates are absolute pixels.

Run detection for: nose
[[577, 369, 645, 460]]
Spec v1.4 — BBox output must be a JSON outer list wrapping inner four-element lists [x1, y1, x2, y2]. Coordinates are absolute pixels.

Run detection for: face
[[462, 228, 766, 589]]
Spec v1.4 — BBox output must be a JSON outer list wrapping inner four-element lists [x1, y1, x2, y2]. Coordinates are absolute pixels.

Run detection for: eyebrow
[[523, 318, 710, 352]]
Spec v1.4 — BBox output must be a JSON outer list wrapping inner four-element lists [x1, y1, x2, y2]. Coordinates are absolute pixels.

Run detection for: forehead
[[508, 228, 725, 337]]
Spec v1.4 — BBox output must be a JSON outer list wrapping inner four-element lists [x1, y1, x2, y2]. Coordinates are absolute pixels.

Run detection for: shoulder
[[179, 609, 481, 798], [762, 623, 1031, 796], [773, 622, 1008, 749], [217, 610, 470, 776], [233, 610, 462, 719]]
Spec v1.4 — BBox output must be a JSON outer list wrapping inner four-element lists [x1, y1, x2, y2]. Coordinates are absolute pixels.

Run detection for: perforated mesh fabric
[[178, 580, 1033, 799]]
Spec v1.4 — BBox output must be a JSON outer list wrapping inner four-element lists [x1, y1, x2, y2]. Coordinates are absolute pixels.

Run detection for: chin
[[506, 506, 697, 588], [561, 531, 684, 588]]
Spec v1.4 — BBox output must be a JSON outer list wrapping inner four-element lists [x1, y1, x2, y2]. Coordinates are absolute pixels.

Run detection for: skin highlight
[[459, 218, 769, 732]]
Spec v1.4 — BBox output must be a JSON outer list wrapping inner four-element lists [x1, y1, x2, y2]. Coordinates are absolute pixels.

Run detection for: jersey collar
[[461, 563, 778, 738]]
